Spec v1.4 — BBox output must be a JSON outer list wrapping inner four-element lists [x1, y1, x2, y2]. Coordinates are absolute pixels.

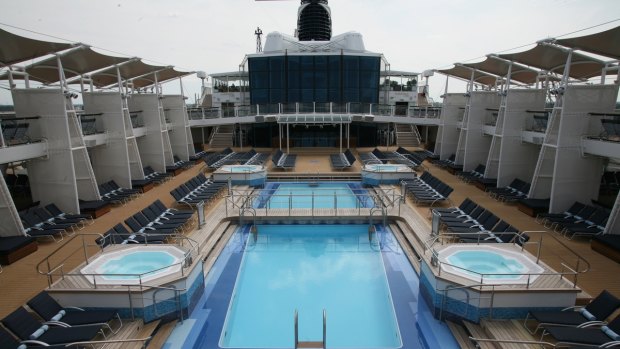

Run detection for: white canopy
[[462, 56, 542, 84], [0, 27, 74, 66], [556, 25, 620, 60], [437, 65, 502, 86], [498, 44, 607, 80], [24, 46, 130, 84]]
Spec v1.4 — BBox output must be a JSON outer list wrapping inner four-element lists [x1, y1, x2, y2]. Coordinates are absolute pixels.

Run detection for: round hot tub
[[80, 245, 187, 285], [362, 164, 416, 185], [213, 165, 266, 187], [438, 245, 544, 284], [217, 165, 263, 173]]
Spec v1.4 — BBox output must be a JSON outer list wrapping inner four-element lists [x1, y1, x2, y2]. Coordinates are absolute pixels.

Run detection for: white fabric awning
[[556, 25, 620, 60], [437, 65, 501, 86], [24, 46, 130, 84], [88, 59, 166, 87], [131, 66, 193, 88], [498, 44, 607, 80], [0, 28, 74, 66], [462, 56, 543, 85]]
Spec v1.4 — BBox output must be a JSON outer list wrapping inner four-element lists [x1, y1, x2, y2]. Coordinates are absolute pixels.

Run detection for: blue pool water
[[165, 224, 460, 349], [446, 250, 526, 279], [220, 225, 400, 348], [255, 182, 373, 209], [99, 251, 176, 280]]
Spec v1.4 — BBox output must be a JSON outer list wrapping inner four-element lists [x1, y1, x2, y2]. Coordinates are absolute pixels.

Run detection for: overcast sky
[[1, 0, 619, 104]]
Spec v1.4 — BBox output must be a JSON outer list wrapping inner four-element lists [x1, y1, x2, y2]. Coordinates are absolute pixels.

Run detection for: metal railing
[[187, 102, 442, 120], [422, 228, 590, 289], [225, 188, 403, 220], [294, 309, 326, 349], [36, 233, 201, 289], [436, 283, 499, 321]]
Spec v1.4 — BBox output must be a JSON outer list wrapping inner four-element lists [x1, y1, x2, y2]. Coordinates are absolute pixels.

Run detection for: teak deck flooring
[[1, 146, 619, 348]]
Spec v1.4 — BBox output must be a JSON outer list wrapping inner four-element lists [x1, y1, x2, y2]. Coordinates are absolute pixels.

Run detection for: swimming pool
[[166, 224, 460, 349], [255, 182, 373, 209], [439, 245, 544, 284], [220, 225, 400, 348], [80, 246, 186, 285]]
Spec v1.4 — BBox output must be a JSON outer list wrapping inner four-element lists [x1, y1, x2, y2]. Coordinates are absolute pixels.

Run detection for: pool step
[[146, 320, 177, 349], [446, 321, 477, 349], [480, 319, 539, 349], [297, 341, 324, 348], [464, 319, 541, 349]]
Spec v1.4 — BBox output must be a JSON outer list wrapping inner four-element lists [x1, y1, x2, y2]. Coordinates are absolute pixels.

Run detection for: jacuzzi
[[213, 165, 266, 187], [81, 245, 187, 285], [362, 163, 416, 185], [438, 245, 544, 285]]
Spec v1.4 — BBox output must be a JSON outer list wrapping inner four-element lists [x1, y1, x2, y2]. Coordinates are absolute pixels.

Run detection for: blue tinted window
[[301, 89, 314, 102]]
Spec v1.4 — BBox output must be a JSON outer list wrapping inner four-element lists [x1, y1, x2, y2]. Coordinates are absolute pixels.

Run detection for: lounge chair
[[542, 314, 620, 347], [27, 291, 122, 334], [0, 326, 67, 349], [1, 307, 103, 345], [525, 290, 620, 334]]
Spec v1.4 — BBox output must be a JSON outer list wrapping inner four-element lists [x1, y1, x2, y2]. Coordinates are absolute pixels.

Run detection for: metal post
[[339, 122, 342, 153], [287, 122, 290, 154], [322, 309, 327, 349], [294, 309, 299, 349]]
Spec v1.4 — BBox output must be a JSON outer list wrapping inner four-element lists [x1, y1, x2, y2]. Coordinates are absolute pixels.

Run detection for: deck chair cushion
[[30, 324, 48, 339], [601, 326, 620, 341], [545, 326, 615, 346]]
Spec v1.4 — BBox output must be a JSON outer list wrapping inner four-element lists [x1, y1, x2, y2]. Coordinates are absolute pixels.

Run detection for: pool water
[[98, 251, 176, 280], [445, 250, 526, 279], [220, 225, 401, 348], [256, 182, 373, 209]]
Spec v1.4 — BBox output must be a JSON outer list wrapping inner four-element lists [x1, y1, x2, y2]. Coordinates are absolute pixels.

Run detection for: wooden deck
[[1, 147, 619, 349]]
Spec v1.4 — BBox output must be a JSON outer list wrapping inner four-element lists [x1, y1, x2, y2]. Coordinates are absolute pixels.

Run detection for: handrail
[[422, 229, 589, 289], [469, 337, 557, 348], [63, 337, 152, 348], [323, 309, 327, 349], [437, 283, 500, 320], [37, 233, 199, 289], [294, 309, 298, 349], [36, 233, 105, 286], [152, 285, 183, 323]]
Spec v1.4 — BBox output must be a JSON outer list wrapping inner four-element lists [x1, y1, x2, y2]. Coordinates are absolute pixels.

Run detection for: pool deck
[[1, 146, 619, 348]]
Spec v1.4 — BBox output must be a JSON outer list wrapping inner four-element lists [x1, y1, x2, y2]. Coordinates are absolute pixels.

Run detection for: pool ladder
[[294, 309, 326, 349]]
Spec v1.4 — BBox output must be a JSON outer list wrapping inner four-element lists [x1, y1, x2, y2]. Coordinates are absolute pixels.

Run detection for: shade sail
[[25, 46, 130, 84], [88, 59, 166, 87], [462, 56, 541, 84], [556, 25, 620, 60], [0, 28, 74, 66], [437, 65, 501, 86], [131, 66, 193, 88], [498, 44, 606, 80]]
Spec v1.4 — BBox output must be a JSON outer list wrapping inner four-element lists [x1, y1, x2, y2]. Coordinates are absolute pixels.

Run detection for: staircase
[[209, 125, 234, 149], [395, 124, 421, 148]]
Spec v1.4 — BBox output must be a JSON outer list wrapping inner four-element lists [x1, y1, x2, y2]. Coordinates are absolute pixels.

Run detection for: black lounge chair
[[0, 326, 68, 349], [0, 236, 37, 265], [542, 314, 620, 347], [27, 291, 122, 334], [44, 203, 93, 224], [525, 290, 620, 334], [1, 307, 103, 346]]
